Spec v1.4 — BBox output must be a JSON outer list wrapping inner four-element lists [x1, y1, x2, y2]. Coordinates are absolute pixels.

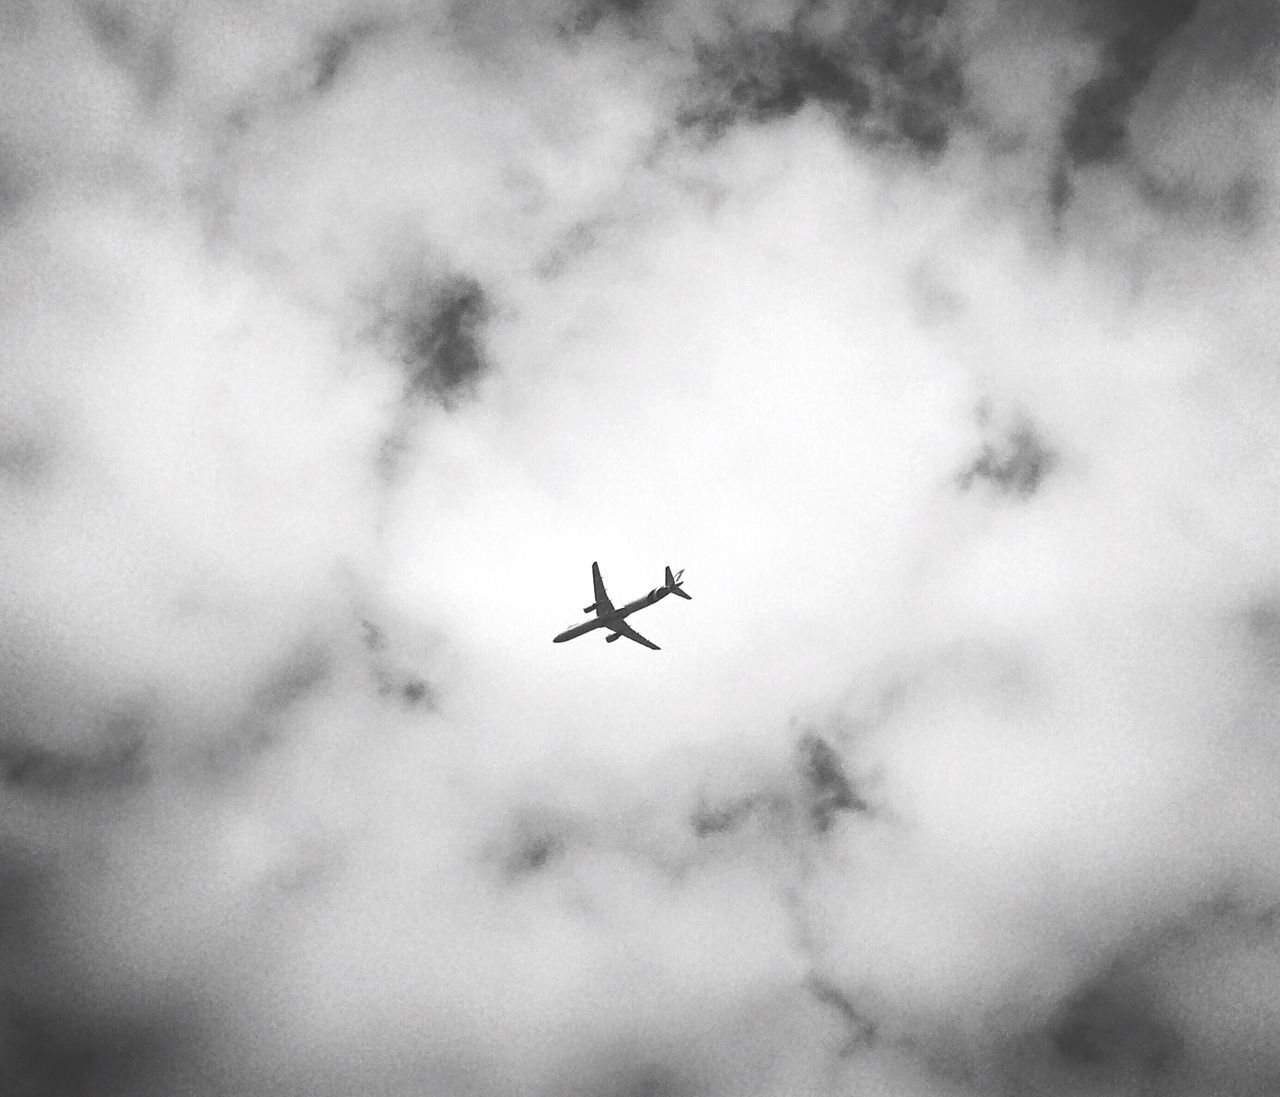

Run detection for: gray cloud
[[956, 407, 1057, 498], [1062, 0, 1201, 166], [674, 1, 961, 154]]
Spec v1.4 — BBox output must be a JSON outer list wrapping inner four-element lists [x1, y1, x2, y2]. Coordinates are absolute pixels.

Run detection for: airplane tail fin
[[665, 566, 692, 599]]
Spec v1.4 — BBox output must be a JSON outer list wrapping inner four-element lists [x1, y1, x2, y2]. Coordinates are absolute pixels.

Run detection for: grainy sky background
[[2, 1, 1280, 1094]]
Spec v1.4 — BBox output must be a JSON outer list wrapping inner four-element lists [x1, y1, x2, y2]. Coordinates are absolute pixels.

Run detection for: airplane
[[553, 562, 691, 650]]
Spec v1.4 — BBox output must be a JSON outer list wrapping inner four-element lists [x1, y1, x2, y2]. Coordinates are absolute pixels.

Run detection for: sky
[[2, 0, 1280, 1094]]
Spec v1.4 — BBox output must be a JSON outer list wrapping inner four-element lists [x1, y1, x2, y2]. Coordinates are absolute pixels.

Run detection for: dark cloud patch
[[1030, 899, 1280, 1091], [78, 0, 176, 106], [561, 0, 659, 38], [374, 430, 409, 485], [0, 142, 32, 220], [608, 1063, 685, 1097], [555, 1056, 689, 1097], [0, 1002, 191, 1097], [805, 974, 877, 1052], [1063, 0, 1201, 167], [1048, 976, 1181, 1077], [1063, 80, 1129, 168], [1139, 169, 1268, 237], [1217, 173, 1265, 233], [311, 22, 381, 95], [373, 668, 436, 709], [537, 220, 607, 281], [398, 677, 432, 707], [0, 430, 57, 487], [957, 410, 1056, 498], [689, 790, 787, 838], [858, 0, 961, 156], [251, 643, 331, 717], [496, 809, 573, 879], [394, 275, 492, 404], [359, 618, 385, 652], [680, 30, 872, 136], [313, 30, 358, 94], [690, 796, 753, 837], [1243, 598, 1280, 676], [679, 2, 961, 155], [0, 722, 147, 798], [203, 645, 332, 772], [797, 733, 868, 832], [361, 619, 437, 709], [1048, 159, 1074, 223], [0, 849, 51, 946], [505, 827, 563, 877]]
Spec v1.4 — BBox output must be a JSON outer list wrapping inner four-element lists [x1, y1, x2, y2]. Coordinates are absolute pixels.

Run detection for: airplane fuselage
[[553, 587, 669, 643]]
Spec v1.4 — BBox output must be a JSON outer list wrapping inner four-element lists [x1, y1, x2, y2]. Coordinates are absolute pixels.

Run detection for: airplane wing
[[609, 618, 660, 650], [591, 561, 614, 615]]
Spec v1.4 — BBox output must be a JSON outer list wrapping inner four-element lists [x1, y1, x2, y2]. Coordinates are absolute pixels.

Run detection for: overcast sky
[[2, 1, 1280, 1094]]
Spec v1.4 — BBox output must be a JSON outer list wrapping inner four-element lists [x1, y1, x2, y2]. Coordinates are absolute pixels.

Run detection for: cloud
[[3, 1, 1280, 1094]]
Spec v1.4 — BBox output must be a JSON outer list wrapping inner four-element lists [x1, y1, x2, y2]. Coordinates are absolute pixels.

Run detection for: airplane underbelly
[[554, 619, 599, 642]]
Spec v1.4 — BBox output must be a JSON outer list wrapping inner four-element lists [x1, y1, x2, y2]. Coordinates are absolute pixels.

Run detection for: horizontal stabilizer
[[664, 565, 690, 599]]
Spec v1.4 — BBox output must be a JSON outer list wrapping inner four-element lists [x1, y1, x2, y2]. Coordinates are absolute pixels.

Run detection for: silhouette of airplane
[[553, 562, 691, 650]]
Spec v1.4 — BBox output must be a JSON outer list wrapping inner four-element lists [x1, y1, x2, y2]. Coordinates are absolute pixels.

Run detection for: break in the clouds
[[3, 1, 1280, 1094]]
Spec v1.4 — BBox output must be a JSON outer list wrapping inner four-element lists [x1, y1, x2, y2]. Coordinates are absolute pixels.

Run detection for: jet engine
[[583, 603, 596, 614], [606, 633, 622, 642]]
